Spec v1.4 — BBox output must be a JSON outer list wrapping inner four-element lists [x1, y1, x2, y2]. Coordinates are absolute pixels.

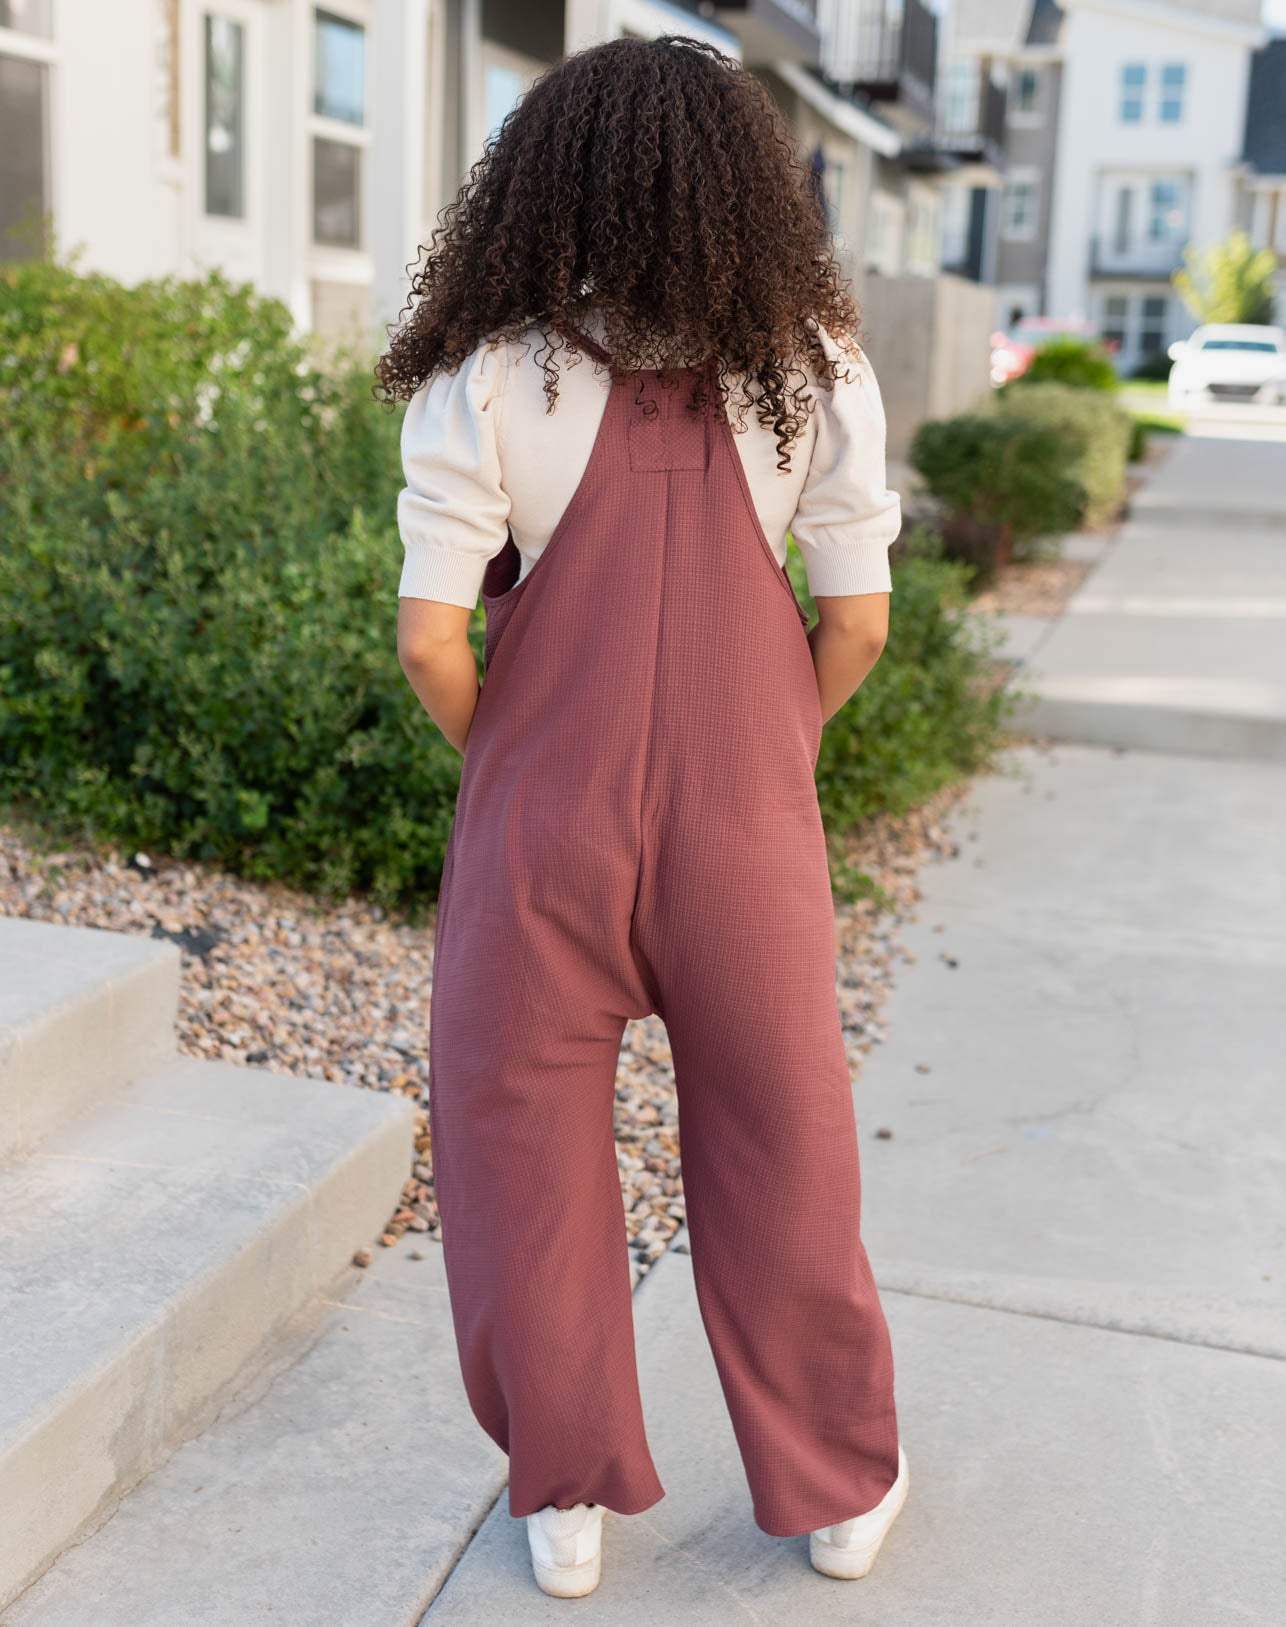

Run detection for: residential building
[[0, 0, 822, 337], [813, 0, 944, 282], [946, 0, 1270, 368], [1235, 37, 1286, 311], [1047, 0, 1263, 371], [0, 0, 998, 445]]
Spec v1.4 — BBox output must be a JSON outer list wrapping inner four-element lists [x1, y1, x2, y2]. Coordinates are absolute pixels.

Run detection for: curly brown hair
[[374, 33, 864, 470]]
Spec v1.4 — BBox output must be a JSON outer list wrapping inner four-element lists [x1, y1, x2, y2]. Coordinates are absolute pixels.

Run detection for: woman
[[377, 33, 907, 1599]]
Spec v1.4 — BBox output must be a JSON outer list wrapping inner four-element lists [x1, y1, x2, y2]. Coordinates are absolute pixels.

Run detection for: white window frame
[[309, 1, 371, 259], [1001, 168, 1039, 242], [1119, 62, 1146, 124]]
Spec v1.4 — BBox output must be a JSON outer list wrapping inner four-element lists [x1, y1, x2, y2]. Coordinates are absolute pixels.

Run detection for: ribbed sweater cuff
[[800, 531, 896, 598], [398, 542, 489, 609]]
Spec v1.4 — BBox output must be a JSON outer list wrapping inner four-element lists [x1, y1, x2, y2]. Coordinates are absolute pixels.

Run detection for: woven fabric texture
[[428, 326, 899, 1538]]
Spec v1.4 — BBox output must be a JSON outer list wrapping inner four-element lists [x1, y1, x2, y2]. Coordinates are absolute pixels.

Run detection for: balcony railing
[[821, 0, 938, 132], [1089, 235, 1188, 280]]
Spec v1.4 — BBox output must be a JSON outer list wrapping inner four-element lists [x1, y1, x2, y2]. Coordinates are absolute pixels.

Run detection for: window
[[866, 191, 904, 276], [204, 15, 244, 219], [1159, 63, 1186, 124], [314, 10, 365, 123], [1113, 187, 1133, 254], [1119, 63, 1146, 123], [1013, 67, 1040, 116], [1002, 174, 1038, 239], [906, 193, 938, 275], [0, 0, 53, 36], [0, 49, 48, 258], [1140, 295, 1168, 356], [940, 185, 970, 268], [311, 9, 366, 249], [1148, 180, 1183, 241], [1101, 295, 1129, 351], [313, 138, 360, 247], [944, 60, 975, 134], [821, 155, 847, 238], [484, 64, 524, 145]]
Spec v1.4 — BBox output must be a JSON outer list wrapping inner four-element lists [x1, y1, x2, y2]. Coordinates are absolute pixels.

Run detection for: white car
[[1167, 324, 1286, 408]]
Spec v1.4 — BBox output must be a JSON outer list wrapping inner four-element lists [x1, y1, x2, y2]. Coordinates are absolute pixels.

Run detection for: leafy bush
[[1011, 336, 1118, 392], [1174, 231, 1277, 326], [1, 258, 456, 906], [987, 382, 1133, 530], [3, 260, 1007, 907], [909, 412, 1085, 575]]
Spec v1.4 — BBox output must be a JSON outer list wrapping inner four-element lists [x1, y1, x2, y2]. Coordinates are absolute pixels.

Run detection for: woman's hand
[[809, 592, 890, 723], [397, 598, 479, 754]]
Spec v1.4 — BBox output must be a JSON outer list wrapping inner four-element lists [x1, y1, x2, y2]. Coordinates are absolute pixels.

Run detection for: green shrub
[[909, 412, 1085, 575], [987, 382, 1132, 530], [3, 260, 1007, 908], [1, 258, 457, 906], [1011, 336, 1118, 392]]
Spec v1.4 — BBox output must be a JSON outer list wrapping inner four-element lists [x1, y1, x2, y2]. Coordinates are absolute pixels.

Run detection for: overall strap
[[554, 320, 614, 368]]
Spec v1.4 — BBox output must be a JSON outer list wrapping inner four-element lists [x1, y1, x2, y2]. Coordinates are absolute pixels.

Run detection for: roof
[[1243, 39, 1286, 177], [1025, 0, 1064, 47]]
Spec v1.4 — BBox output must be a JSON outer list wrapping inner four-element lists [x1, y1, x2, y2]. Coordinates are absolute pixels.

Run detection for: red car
[[990, 317, 1113, 386]]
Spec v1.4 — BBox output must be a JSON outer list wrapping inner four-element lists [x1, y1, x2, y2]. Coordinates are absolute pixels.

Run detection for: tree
[[1173, 231, 1277, 326]]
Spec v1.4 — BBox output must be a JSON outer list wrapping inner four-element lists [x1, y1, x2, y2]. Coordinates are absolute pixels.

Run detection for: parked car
[[989, 317, 1107, 387], [1167, 324, 1286, 408]]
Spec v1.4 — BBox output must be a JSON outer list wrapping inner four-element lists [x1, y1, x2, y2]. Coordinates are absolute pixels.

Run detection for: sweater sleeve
[[396, 339, 511, 608], [790, 327, 901, 598]]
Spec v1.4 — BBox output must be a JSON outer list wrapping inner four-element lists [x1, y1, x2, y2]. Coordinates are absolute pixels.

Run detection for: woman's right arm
[[395, 342, 511, 753]]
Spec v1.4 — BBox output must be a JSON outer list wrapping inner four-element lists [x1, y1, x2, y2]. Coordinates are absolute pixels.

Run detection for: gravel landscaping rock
[[0, 787, 964, 1283]]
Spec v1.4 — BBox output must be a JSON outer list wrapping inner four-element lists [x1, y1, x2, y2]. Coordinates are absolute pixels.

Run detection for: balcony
[[821, 0, 938, 134], [711, 0, 821, 65], [1089, 235, 1188, 281]]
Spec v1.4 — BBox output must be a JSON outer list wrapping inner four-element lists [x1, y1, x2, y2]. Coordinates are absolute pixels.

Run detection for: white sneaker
[[526, 1501, 604, 1597], [809, 1447, 909, 1579]]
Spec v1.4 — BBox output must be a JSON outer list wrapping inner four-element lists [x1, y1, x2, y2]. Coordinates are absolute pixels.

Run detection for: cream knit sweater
[[397, 313, 901, 608]]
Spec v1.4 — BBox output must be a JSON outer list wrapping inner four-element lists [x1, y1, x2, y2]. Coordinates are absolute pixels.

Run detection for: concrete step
[[4, 1239, 506, 1627], [0, 917, 179, 1158], [0, 1054, 415, 1608]]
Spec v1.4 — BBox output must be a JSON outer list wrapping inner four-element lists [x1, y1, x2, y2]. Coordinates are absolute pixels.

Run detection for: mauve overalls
[[427, 324, 898, 1538]]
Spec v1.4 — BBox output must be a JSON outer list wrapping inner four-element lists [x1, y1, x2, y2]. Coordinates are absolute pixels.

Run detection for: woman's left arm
[[810, 591, 890, 722]]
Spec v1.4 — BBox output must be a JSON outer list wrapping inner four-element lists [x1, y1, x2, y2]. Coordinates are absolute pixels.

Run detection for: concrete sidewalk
[[1022, 433, 1286, 759], [11, 433, 1283, 1625]]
